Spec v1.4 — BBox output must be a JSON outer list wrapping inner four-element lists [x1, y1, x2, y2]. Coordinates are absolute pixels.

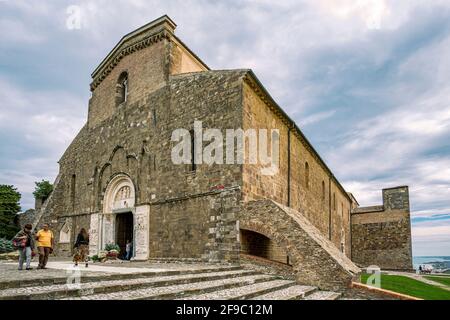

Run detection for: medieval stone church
[[35, 16, 413, 290]]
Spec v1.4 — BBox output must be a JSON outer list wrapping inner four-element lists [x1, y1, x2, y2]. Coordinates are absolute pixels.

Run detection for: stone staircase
[[0, 266, 341, 300]]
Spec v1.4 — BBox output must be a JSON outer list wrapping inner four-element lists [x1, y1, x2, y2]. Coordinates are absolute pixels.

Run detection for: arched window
[[305, 162, 310, 189], [116, 72, 128, 105], [59, 221, 71, 243]]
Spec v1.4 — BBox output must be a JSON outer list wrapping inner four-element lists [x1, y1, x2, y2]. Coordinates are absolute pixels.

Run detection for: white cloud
[[299, 110, 336, 126], [1, 0, 450, 254]]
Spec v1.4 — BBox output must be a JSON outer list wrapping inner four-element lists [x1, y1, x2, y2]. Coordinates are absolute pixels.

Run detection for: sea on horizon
[[413, 256, 450, 270]]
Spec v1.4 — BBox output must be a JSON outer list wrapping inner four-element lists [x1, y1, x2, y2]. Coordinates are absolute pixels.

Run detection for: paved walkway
[[0, 259, 236, 283]]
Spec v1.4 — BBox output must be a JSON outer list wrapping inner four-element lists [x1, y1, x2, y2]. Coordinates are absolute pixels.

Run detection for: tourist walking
[[73, 228, 89, 267], [13, 224, 35, 271], [35, 223, 54, 269], [125, 239, 133, 261]]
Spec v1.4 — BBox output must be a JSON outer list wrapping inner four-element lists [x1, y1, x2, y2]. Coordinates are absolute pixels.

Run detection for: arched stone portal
[[240, 199, 360, 291], [89, 174, 150, 260], [240, 229, 290, 265]]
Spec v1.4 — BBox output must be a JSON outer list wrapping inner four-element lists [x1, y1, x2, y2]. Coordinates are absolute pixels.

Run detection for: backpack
[[12, 237, 27, 249]]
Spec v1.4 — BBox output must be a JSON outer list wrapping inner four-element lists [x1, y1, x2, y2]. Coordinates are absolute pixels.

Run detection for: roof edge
[[91, 15, 176, 78], [243, 69, 352, 203]]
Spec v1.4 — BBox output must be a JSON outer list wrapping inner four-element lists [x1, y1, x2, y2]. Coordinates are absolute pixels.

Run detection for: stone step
[[62, 274, 277, 300], [0, 269, 257, 300], [178, 280, 296, 300], [250, 285, 317, 300], [302, 291, 341, 300], [0, 264, 241, 289]]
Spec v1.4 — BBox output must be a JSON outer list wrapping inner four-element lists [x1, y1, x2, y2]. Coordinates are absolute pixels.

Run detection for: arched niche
[[103, 174, 136, 213]]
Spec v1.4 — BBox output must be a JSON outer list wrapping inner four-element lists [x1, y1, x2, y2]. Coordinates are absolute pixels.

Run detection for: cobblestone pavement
[[0, 262, 112, 283], [179, 280, 294, 300], [0, 259, 238, 284], [251, 285, 316, 300], [302, 291, 341, 300], [63, 274, 276, 300], [0, 269, 254, 298]]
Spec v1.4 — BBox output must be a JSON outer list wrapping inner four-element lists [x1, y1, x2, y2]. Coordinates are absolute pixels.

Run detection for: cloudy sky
[[1, 0, 449, 256]]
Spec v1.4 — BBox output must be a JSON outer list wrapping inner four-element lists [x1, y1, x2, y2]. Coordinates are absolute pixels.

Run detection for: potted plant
[[104, 243, 120, 260]]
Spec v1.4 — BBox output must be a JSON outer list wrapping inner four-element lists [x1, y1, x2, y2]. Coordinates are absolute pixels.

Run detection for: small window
[[333, 193, 336, 211], [321, 181, 325, 201], [305, 162, 310, 189], [190, 129, 196, 172], [116, 72, 128, 105], [70, 174, 76, 209]]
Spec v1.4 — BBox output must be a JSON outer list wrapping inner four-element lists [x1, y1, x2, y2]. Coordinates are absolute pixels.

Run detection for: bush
[[33, 180, 53, 201], [0, 238, 14, 254], [104, 243, 120, 252]]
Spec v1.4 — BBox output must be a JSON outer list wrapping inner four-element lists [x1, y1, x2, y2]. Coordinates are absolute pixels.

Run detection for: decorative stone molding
[[134, 204, 150, 260], [90, 21, 174, 91], [103, 174, 135, 213]]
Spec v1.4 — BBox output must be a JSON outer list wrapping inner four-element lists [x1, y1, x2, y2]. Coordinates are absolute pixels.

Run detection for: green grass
[[424, 275, 450, 288], [361, 273, 450, 300]]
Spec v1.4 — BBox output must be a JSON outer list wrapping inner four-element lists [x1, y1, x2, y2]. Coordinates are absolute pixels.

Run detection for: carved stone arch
[[103, 173, 136, 213]]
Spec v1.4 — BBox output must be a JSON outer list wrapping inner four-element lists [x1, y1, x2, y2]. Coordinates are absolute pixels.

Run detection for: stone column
[[133, 205, 150, 260], [206, 190, 240, 264], [103, 214, 115, 248], [89, 213, 99, 255]]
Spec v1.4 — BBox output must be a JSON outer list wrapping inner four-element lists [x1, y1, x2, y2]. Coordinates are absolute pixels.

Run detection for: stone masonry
[[33, 15, 413, 290], [351, 186, 413, 270]]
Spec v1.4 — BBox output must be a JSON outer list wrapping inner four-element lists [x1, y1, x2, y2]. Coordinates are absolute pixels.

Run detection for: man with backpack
[[13, 224, 35, 271]]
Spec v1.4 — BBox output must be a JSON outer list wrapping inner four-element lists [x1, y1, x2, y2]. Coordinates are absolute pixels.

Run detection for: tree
[[33, 180, 53, 201], [0, 185, 21, 239]]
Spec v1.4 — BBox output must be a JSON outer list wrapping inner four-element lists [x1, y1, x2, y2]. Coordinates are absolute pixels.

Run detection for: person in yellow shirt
[[35, 223, 54, 269]]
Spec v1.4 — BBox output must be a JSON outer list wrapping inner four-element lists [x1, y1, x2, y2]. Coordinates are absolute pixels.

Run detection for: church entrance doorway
[[116, 211, 133, 259]]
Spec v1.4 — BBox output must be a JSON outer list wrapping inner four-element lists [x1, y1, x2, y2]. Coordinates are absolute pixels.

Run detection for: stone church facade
[[35, 16, 413, 290]]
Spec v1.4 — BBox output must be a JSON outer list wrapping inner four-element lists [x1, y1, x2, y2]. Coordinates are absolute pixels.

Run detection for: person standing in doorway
[[73, 228, 89, 267], [35, 223, 54, 269], [14, 224, 35, 270], [125, 240, 133, 261]]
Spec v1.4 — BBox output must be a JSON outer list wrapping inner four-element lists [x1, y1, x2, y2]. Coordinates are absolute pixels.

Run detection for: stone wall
[[42, 68, 246, 259], [240, 199, 360, 291], [351, 186, 413, 270], [241, 76, 353, 256]]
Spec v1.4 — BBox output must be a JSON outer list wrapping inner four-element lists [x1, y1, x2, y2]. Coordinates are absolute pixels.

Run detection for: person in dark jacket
[[14, 224, 35, 271], [73, 228, 89, 267]]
